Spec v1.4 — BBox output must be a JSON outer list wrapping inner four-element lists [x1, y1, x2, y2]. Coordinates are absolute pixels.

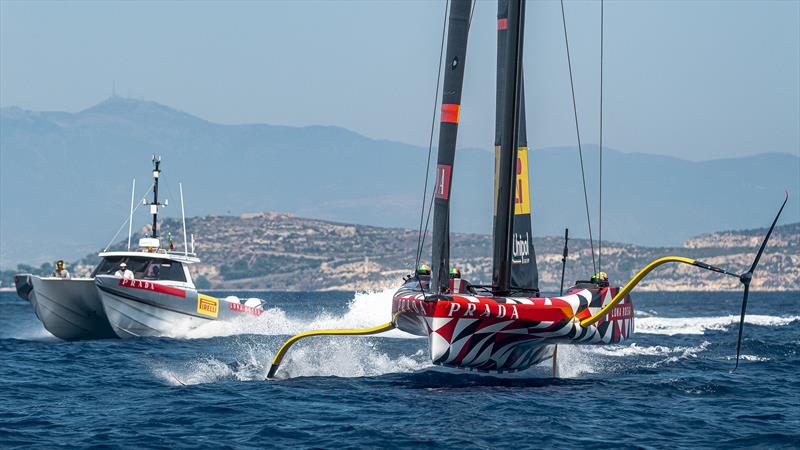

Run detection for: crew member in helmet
[[590, 271, 609, 286], [115, 262, 135, 280], [415, 264, 431, 276], [52, 260, 71, 279], [449, 267, 461, 279]]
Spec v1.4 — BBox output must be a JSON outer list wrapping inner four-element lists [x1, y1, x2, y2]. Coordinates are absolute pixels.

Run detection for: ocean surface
[[1, 289, 798, 449]]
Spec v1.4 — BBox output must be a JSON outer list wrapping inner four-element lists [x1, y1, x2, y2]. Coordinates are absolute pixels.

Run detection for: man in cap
[[114, 262, 135, 280]]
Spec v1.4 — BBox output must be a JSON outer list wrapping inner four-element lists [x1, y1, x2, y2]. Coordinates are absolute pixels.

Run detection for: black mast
[[492, 0, 525, 295], [431, 0, 473, 294], [151, 156, 161, 238], [495, 0, 538, 292]]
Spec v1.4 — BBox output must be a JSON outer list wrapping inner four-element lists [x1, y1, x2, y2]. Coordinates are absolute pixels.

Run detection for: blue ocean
[[1, 290, 798, 448]]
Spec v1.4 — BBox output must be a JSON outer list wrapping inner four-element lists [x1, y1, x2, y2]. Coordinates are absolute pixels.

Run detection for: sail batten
[[431, 0, 473, 294]]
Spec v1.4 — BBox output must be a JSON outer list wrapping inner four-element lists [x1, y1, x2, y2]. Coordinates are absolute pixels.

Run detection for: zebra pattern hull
[[391, 280, 634, 372]]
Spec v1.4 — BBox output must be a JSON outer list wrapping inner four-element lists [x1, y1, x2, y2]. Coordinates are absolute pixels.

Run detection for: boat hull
[[95, 275, 263, 338], [14, 275, 117, 340], [392, 283, 633, 373]]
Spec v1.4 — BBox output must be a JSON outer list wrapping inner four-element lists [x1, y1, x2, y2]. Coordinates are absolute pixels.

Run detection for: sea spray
[[152, 292, 797, 383], [636, 315, 800, 336], [185, 288, 418, 339]]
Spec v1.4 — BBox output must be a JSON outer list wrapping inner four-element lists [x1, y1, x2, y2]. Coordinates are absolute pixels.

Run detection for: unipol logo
[[434, 164, 452, 200], [512, 232, 530, 264]]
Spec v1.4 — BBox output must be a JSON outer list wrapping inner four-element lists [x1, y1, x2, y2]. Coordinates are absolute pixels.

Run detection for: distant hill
[[1, 96, 798, 266], [4, 214, 789, 293]]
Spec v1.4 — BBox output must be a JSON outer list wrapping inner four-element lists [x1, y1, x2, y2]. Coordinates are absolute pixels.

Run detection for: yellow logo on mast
[[514, 147, 531, 215], [494, 146, 532, 216]]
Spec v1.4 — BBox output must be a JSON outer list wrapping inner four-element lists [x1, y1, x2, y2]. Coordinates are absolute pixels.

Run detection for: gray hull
[[96, 275, 264, 338], [99, 290, 208, 338], [15, 275, 117, 340]]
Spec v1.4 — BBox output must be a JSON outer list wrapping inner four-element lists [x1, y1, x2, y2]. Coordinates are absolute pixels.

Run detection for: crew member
[[115, 262, 135, 280], [52, 260, 70, 279], [590, 271, 609, 286], [415, 264, 431, 276], [449, 267, 461, 279]]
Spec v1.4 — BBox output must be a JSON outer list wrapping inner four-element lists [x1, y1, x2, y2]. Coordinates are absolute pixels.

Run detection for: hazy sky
[[1, 0, 798, 161]]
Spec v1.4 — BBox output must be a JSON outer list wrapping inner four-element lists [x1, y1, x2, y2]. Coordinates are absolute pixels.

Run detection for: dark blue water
[[1, 290, 798, 449]]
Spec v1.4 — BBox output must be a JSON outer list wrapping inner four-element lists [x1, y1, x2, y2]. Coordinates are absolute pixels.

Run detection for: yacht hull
[[14, 275, 117, 340], [95, 275, 263, 338], [391, 283, 633, 373]]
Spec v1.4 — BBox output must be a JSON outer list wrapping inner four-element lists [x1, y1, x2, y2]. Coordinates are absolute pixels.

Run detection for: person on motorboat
[[115, 262, 135, 280], [52, 260, 70, 279], [144, 263, 160, 279]]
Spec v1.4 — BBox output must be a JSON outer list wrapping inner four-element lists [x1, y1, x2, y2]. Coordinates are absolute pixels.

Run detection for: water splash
[[636, 315, 800, 335], [185, 288, 415, 339], [154, 294, 797, 383]]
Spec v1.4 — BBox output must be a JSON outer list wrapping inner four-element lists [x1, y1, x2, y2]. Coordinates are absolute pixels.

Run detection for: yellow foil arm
[[579, 256, 697, 327], [267, 321, 396, 379]]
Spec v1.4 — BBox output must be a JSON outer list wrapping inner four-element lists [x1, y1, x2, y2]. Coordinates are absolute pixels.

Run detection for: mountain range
[[1, 96, 798, 266]]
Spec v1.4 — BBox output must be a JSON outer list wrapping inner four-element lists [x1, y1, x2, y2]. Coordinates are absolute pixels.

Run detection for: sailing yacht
[[266, 0, 786, 378]]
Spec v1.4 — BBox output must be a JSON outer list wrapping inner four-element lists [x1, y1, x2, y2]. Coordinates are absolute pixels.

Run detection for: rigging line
[[103, 184, 154, 251], [415, 0, 450, 267], [417, 0, 478, 268], [560, 0, 597, 274], [599, 0, 604, 273]]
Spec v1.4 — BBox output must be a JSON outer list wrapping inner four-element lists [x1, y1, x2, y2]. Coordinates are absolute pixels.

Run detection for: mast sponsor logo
[[197, 294, 219, 318], [511, 232, 530, 264], [434, 164, 452, 200], [514, 147, 531, 215]]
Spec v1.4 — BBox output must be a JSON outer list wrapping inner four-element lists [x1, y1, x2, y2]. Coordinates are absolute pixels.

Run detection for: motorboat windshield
[[92, 254, 194, 286]]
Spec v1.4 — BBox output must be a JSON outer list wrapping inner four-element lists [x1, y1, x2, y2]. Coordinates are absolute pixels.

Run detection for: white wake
[[636, 315, 800, 335], [151, 291, 798, 384], [184, 288, 415, 339]]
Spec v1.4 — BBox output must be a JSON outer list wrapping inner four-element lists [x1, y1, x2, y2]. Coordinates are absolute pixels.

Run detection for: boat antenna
[[150, 155, 164, 239], [598, 0, 604, 274], [559, 228, 569, 296], [127, 178, 136, 250], [104, 184, 153, 252], [179, 182, 188, 256], [560, 0, 597, 274]]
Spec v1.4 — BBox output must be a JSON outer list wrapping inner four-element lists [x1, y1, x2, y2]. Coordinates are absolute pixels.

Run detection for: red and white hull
[[391, 280, 634, 372]]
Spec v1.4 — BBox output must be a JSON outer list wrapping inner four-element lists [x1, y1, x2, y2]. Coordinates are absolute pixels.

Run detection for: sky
[[1, 0, 798, 161]]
